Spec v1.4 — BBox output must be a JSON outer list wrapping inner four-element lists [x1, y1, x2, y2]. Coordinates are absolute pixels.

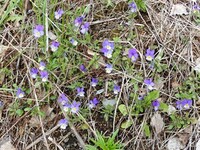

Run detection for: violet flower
[[40, 71, 48, 82], [152, 100, 160, 111], [16, 88, 25, 98], [74, 16, 84, 27], [33, 25, 44, 38], [129, 2, 137, 13], [145, 49, 155, 61], [88, 98, 99, 109], [50, 41, 60, 52], [63, 103, 71, 113], [113, 85, 120, 94], [58, 93, 68, 105], [77, 87, 85, 97], [102, 39, 114, 51], [105, 64, 113, 73], [55, 9, 64, 20], [101, 48, 113, 58], [128, 48, 139, 62], [71, 101, 81, 114], [193, 3, 200, 11], [30, 68, 38, 79], [58, 118, 68, 129], [144, 78, 155, 90], [39, 61, 46, 71], [79, 64, 87, 72], [80, 22, 90, 34], [176, 99, 192, 110], [70, 38, 78, 46], [91, 78, 98, 87]]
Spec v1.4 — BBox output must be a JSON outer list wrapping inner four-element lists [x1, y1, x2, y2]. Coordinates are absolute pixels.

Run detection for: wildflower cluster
[[30, 61, 48, 82], [101, 39, 115, 58], [21, 1, 195, 134], [74, 16, 90, 34]]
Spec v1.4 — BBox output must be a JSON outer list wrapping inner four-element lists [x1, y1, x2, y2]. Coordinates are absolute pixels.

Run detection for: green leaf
[[121, 120, 132, 129], [143, 124, 151, 138], [24, 107, 31, 111], [0, 0, 20, 26], [144, 90, 160, 103], [159, 102, 168, 112], [16, 109, 24, 116], [118, 104, 128, 116], [86, 145, 98, 150]]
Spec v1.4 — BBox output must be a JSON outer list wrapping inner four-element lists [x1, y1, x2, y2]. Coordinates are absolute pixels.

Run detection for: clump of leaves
[[168, 113, 196, 129], [175, 75, 200, 100], [86, 130, 123, 150]]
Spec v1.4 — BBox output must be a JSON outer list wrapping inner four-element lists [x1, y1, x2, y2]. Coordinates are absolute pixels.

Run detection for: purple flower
[[88, 98, 99, 109], [152, 100, 160, 111], [113, 85, 120, 94], [193, 3, 200, 11], [91, 78, 98, 87], [58, 94, 68, 105], [63, 103, 71, 112], [50, 41, 60, 52], [102, 39, 114, 51], [145, 49, 155, 61], [71, 101, 81, 113], [39, 61, 46, 70], [79, 64, 87, 72], [55, 9, 64, 20], [33, 25, 44, 38], [80, 22, 90, 34], [77, 87, 85, 97], [40, 71, 48, 82], [0, 101, 3, 108], [128, 48, 139, 62], [176, 100, 182, 110], [129, 2, 137, 12], [105, 64, 113, 73], [16, 88, 25, 98], [70, 38, 78, 46], [58, 118, 68, 129], [101, 48, 113, 58], [30, 68, 38, 79], [74, 16, 84, 27], [138, 96, 144, 100], [144, 78, 155, 90], [176, 99, 192, 110]]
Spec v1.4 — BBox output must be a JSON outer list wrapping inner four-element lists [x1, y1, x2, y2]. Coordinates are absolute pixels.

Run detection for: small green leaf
[[143, 124, 151, 138], [159, 102, 168, 112], [24, 107, 31, 111], [118, 104, 128, 116], [121, 120, 132, 129], [16, 109, 24, 116], [145, 90, 160, 102]]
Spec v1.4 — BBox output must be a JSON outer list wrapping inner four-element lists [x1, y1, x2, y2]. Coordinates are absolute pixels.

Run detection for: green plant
[[86, 130, 123, 150]]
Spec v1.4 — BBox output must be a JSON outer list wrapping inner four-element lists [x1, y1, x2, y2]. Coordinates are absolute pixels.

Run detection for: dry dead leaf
[[172, 81, 180, 88], [48, 31, 57, 40], [0, 140, 16, 150], [167, 105, 176, 115], [155, 77, 164, 90], [87, 49, 99, 56], [29, 116, 40, 127], [178, 133, 190, 146], [150, 113, 164, 134], [170, 4, 189, 16], [167, 137, 185, 150], [0, 45, 8, 62], [196, 139, 200, 150]]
